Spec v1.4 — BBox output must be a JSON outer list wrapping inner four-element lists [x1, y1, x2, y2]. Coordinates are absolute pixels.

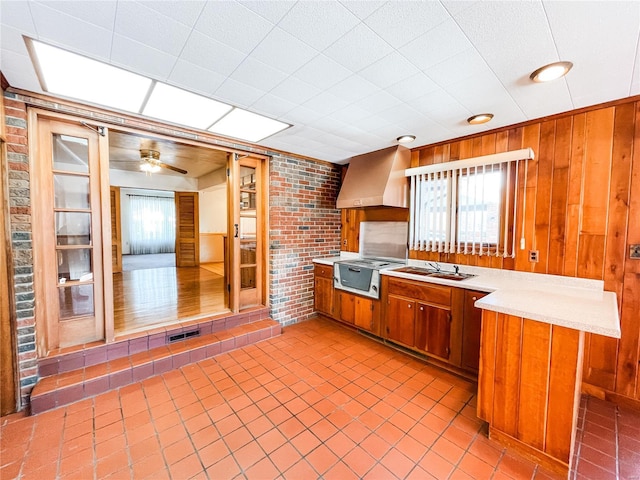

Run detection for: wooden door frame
[[229, 154, 269, 312], [29, 108, 114, 352]]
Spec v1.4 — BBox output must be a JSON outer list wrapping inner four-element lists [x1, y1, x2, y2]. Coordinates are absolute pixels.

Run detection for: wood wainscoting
[[400, 96, 639, 407]]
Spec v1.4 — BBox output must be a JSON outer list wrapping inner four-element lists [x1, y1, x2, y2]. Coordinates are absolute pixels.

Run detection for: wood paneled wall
[[342, 96, 640, 406]]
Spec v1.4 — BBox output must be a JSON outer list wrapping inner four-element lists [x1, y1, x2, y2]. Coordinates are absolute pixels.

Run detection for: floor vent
[[168, 329, 200, 343]]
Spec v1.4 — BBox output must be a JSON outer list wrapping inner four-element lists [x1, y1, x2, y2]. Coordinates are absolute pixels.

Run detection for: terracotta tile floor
[[0, 317, 631, 480]]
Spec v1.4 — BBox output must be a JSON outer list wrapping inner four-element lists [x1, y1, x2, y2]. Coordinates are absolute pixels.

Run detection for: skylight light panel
[[142, 83, 232, 130], [208, 108, 290, 142], [30, 40, 151, 113]]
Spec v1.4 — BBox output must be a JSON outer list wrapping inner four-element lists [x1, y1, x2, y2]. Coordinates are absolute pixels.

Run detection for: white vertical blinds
[[406, 148, 534, 257]]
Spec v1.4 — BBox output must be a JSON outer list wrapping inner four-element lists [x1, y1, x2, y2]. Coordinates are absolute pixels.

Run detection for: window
[[407, 149, 533, 257], [128, 194, 176, 255]]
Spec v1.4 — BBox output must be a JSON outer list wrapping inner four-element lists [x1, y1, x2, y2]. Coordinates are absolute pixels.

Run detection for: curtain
[[128, 195, 176, 255]]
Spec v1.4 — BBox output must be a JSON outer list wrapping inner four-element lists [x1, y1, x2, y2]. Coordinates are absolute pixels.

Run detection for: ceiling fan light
[[530, 61, 573, 82], [467, 113, 494, 125]]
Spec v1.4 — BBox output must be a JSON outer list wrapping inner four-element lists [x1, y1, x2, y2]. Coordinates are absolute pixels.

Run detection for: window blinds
[[406, 148, 534, 257]]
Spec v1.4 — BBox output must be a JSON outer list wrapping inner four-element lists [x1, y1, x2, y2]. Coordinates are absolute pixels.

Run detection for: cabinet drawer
[[315, 264, 334, 279], [387, 278, 451, 307]]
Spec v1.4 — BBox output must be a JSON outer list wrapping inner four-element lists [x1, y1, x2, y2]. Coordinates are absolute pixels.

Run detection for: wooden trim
[[582, 382, 640, 411], [488, 427, 569, 477]]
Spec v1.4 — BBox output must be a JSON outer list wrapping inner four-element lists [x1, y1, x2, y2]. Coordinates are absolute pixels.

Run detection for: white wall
[[199, 184, 227, 234]]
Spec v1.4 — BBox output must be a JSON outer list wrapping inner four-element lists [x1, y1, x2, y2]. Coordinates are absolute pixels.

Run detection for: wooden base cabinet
[[461, 290, 487, 373], [382, 277, 463, 365], [477, 311, 584, 477], [313, 265, 380, 336], [314, 265, 335, 317]]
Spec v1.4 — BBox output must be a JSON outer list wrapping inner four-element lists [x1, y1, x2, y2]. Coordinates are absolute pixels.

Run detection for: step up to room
[[30, 316, 281, 414]]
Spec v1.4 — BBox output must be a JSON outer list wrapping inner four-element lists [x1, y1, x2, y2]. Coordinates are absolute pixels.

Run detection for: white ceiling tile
[[29, 3, 113, 60], [168, 59, 226, 96], [278, 1, 360, 51], [269, 77, 322, 105], [229, 57, 287, 91], [34, 0, 117, 29], [250, 28, 318, 74], [399, 19, 472, 71], [250, 93, 298, 118], [425, 49, 491, 87], [302, 92, 350, 117], [353, 113, 393, 132], [545, 1, 640, 107], [111, 35, 177, 81], [214, 78, 266, 107], [282, 105, 325, 125], [505, 81, 573, 121], [325, 74, 379, 103], [411, 89, 471, 124], [359, 52, 420, 89], [378, 103, 428, 130], [293, 54, 353, 90], [385, 73, 439, 103], [364, 1, 450, 49], [452, 2, 555, 89], [179, 31, 245, 76], [441, 1, 478, 16], [239, 0, 295, 23], [114, 1, 191, 57], [1, 25, 31, 56], [324, 23, 393, 72], [140, 1, 205, 27], [0, 52, 43, 93], [329, 104, 376, 124], [446, 73, 512, 112], [339, 0, 386, 20], [354, 90, 403, 114], [0, 1, 37, 34], [194, 1, 274, 54]]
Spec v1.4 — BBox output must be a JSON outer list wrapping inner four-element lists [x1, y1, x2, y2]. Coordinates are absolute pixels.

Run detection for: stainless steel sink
[[393, 266, 476, 281]]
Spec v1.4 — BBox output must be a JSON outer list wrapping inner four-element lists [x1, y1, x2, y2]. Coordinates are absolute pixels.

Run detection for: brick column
[[268, 155, 341, 326], [3, 92, 37, 408]]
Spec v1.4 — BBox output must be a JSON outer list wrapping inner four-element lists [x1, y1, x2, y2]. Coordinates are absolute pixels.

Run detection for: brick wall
[[3, 93, 37, 407], [268, 155, 341, 326]]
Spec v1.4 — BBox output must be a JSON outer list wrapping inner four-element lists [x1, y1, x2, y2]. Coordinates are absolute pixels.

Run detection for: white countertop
[[312, 255, 621, 338]]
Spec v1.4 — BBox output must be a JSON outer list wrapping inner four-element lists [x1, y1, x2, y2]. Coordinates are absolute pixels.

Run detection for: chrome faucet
[[428, 262, 441, 272]]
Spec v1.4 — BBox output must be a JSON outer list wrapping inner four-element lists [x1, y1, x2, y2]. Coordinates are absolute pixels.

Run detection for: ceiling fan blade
[[159, 162, 188, 175]]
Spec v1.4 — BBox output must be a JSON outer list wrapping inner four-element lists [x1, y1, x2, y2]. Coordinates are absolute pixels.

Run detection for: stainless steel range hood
[[336, 145, 410, 209]]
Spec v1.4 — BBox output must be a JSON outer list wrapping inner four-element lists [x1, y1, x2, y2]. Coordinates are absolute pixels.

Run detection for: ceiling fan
[[139, 148, 187, 175]]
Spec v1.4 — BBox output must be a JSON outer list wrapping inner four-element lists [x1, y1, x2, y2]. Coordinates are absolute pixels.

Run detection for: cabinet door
[[353, 296, 374, 332], [462, 290, 487, 372], [339, 291, 356, 324], [416, 303, 451, 359], [386, 295, 415, 347], [314, 276, 335, 317]]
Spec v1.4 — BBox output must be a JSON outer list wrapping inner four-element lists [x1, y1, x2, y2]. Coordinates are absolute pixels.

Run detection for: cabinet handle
[[408, 304, 412, 308], [419, 306, 424, 311], [472, 296, 477, 301]]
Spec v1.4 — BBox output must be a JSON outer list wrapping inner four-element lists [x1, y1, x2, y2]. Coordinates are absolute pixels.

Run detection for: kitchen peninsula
[[313, 258, 620, 477]]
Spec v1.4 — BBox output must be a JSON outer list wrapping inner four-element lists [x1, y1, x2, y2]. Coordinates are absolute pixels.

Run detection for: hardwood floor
[[113, 265, 227, 334]]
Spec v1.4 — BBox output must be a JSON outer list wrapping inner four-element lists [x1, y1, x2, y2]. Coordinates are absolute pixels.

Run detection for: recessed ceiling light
[[29, 39, 151, 113], [467, 113, 494, 125], [530, 61, 573, 83], [209, 108, 290, 142], [397, 135, 416, 144], [143, 83, 232, 130]]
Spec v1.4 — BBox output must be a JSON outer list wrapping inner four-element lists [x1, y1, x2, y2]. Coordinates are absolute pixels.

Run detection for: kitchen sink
[[393, 266, 476, 281]]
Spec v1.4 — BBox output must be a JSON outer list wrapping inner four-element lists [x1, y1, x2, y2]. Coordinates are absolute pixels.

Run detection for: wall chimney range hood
[[336, 145, 410, 209]]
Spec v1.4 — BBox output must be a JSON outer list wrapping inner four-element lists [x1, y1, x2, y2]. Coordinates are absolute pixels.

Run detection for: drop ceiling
[[1, 1, 639, 163]]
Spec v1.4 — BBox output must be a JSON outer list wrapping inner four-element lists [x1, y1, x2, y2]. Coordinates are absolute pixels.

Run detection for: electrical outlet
[[529, 250, 539, 262], [630, 244, 640, 259]]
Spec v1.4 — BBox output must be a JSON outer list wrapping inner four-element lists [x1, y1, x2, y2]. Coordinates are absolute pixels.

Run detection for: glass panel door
[[34, 118, 106, 350], [231, 156, 264, 310]]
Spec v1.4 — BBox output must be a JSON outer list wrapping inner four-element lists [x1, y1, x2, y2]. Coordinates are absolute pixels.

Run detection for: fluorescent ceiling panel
[[209, 108, 290, 142], [31, 40, 151, 113], [143, 82, 232, 129]]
